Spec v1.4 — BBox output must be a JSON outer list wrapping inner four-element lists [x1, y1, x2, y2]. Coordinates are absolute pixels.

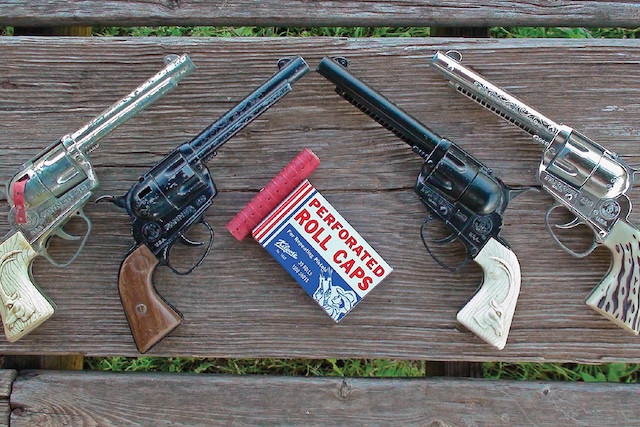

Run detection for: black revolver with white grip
[[100, 56, 309, 353], [430, 51, 640, 335], [317, 57, 526, 349]]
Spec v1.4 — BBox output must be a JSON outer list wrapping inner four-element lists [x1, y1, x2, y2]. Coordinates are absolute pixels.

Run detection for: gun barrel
[[69, 54, 196, 153], [188, 56, 309, 161], [430, 51, 558, 147], [317, 57, 441, 157]]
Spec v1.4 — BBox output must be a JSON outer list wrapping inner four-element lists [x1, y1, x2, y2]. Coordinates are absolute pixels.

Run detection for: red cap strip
[[227, 148, 320, 240], [12, 178, 28, 224]]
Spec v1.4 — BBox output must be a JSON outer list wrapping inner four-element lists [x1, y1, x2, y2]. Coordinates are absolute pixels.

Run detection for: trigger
[[506, 185, 539, 202], [178, 233, 205, 247], [53, 226, 82, 241], [432, 232, 458, 245], [555, 216, 583, 230], [95, 194, 126, 209]]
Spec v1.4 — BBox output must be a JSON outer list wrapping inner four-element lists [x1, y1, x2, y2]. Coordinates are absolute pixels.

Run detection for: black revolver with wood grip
[[430, 51, 640, 335], [317, 57, 527, 349], [99, 56, 309, 353]]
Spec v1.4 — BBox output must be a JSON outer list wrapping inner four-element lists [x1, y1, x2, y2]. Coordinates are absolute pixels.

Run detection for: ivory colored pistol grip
[[586, 220, 640, 334], [0, 231, 55, 342], [457, 237, 521, 350]]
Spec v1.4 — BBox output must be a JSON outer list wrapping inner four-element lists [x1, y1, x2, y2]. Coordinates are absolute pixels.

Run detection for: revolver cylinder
[[430, 49, 635, 246], [128, 146, 214, 224], [544, 126, 631, 200], [424, 140, 506, 216], [17, 144, 88, 209], [430, 51, 632, 204]]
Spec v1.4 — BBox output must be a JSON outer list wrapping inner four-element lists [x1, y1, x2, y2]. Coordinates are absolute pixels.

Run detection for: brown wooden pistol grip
[[118, 245, 182, 353]]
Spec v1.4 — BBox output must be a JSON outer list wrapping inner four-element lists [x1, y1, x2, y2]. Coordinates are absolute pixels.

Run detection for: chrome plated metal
[[67, 54, 195, 155], [431, 51, 559, 147], [429, 50, 635, 251], [6, 54, 196, 264]]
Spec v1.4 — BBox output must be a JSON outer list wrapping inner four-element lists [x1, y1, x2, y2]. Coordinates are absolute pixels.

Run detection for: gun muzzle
[[276, 55, 310, 86], [430, 51, 559, 147], [68, 54, 196, 154]]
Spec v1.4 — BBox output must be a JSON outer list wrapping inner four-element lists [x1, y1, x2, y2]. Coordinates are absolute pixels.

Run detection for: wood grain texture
[[1, 1, 640, 27], [7, 370, 640, 426], [13, 27, 92, 36], [0, 370, 15, 427], [118, 245, 182, 353], [2, 38, 640, 361], [2, 355, 83, 371]]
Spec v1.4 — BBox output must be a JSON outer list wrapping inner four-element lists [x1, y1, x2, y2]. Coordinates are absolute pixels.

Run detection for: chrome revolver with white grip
[[0, 54, 195, 342], [317, 56, 527, 349], [430, 50, 640, 334]]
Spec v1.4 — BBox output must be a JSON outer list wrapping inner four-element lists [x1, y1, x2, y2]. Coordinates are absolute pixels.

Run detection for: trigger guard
[[544, 204, 597, 258], [42, 210, 93, 268], [166, 220, 214, 276], [420, 217, 471, 272]]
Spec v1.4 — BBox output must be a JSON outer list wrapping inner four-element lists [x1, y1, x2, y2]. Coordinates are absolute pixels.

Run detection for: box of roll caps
[[227, 149, 392, 322]]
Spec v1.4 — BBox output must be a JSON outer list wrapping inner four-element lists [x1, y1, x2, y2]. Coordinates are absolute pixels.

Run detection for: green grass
[[491, 27, 640, 38], [5, 25, 640, 38], [91, 26, 640, 38], [85, 357, 427, 377], [484, 362, 640, 383], [93, 25, 432, 37], [85, 357, 640, 382], [4, 23, 640, 381]]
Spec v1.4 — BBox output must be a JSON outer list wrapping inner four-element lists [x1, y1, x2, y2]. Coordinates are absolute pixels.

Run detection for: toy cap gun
[[430, 50, 640, 334], [98, 56, 309, 353], [317, 57, 527, 349], [0, 54, 194, 342]]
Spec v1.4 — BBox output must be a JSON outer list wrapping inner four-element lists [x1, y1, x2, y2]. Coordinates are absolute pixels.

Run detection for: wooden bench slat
[[1, 1, 640, 27], [1, 37, 640, 362], [7, 370, 640, 426], [0, 370, 15, 427]]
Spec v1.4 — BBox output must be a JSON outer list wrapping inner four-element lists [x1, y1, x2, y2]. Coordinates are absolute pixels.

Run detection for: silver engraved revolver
[[430, 50, 640, 334], [0, 54, 195, 342]]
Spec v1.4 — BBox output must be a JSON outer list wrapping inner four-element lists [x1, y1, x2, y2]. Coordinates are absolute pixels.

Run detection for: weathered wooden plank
[[12, 27, 92, 36], [1, 0, 640, 27], [0, 0, 640, 27], [3, 356, 83, 371], [1, 38, 640, 362], [0, 370, 16, 427], [9, 370, 640, 426]]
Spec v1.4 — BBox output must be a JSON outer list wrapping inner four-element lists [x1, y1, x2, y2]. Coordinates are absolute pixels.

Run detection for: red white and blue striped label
[[253, 180, 392, 322]]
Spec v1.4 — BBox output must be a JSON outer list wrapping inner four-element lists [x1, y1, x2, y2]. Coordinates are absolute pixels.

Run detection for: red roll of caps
[[226, 148, 320, 240]]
